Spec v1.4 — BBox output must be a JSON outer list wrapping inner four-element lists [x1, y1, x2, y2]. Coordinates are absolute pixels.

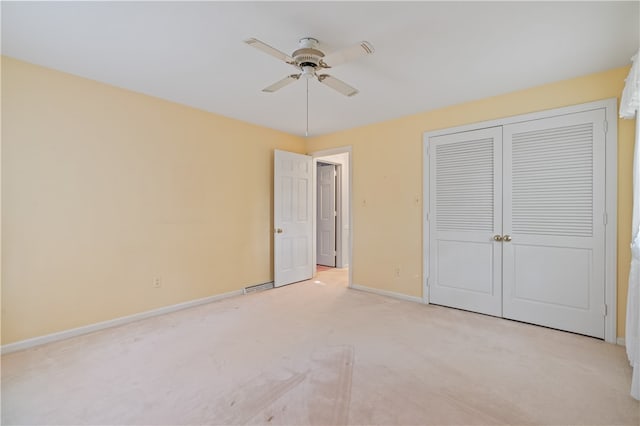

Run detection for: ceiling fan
[[244, 37, 374, 97]]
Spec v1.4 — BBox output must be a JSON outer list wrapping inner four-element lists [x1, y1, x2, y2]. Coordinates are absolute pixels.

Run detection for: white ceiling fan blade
[[317, 74, 359, 97], [322, 41, 374, 67], [262, 74, 300, 93], [244, 37, 294, 63]]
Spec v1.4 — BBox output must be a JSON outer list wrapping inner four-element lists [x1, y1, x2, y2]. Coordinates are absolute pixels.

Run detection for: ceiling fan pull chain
[[306, 78, 309, 137]]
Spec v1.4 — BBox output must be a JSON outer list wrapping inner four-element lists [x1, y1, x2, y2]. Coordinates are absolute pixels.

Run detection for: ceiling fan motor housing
[[293, 37, 324, 69]]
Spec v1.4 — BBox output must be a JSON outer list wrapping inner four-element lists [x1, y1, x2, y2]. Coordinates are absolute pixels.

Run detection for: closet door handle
[[503, 235, 512, 242], [493, 235, 503, 241]]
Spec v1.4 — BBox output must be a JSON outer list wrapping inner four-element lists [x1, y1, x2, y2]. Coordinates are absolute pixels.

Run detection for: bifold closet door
[[429, 127, 503, 316], [502, 110, 606, 338]]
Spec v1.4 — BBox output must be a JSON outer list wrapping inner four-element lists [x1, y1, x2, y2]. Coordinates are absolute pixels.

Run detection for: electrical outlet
[[395, 267, 401, 278], [153, 277, 161, 288]]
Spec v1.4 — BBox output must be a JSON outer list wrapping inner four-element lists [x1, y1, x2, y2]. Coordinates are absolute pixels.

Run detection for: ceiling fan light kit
[[244, 36, 374, 97]]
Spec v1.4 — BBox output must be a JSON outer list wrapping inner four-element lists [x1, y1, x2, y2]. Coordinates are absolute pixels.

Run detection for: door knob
[[503, 235, 512, 242], [275, 228, 283, 234], [493, 235, 503, 241]]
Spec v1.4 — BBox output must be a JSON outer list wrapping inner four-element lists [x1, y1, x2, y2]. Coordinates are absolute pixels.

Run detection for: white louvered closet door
[[429, 127, 503, 316], [502, 110, 606, 338]]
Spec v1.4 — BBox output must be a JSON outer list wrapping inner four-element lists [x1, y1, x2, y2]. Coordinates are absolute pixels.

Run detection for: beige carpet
[[2, 268, 638, 425]]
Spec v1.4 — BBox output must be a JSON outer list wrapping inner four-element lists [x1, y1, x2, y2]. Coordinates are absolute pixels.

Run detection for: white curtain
[[620, 49, 640, 401]]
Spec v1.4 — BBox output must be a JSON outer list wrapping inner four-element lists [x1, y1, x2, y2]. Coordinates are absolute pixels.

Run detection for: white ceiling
[[2, 1, 638, 137]]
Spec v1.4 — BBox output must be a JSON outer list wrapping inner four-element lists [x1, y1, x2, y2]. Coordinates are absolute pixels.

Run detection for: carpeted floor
[[316, 264, 334, 272], [2, 268, 638, 425]]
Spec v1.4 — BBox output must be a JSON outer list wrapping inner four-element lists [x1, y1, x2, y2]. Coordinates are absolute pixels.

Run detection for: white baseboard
[[350, 283, 423, 304], [1, 288, 244, 355], [617, 337, 626, 347]]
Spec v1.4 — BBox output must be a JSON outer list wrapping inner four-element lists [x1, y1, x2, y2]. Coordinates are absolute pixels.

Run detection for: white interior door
[[274, 150, 313, 287], [502, 110, 606, 338], [428, 127, 503, 316], [317, 163, 337, 267]]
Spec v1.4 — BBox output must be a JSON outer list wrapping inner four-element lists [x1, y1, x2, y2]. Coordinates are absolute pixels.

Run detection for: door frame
[[311, 146, 353, 287], [423, 98, 618, 343]]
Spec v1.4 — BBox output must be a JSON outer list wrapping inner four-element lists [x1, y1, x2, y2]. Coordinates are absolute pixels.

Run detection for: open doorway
[[312, 147, 351, 286]]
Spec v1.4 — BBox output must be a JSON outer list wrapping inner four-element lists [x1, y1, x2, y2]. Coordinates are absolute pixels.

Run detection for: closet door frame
[[422, 98, 618, 343]]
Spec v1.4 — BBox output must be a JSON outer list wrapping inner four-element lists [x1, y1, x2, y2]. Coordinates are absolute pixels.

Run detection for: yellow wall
[[2, 57, 634, 345], [1, 57, 305, 344], [306, 66, 635, 338]]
